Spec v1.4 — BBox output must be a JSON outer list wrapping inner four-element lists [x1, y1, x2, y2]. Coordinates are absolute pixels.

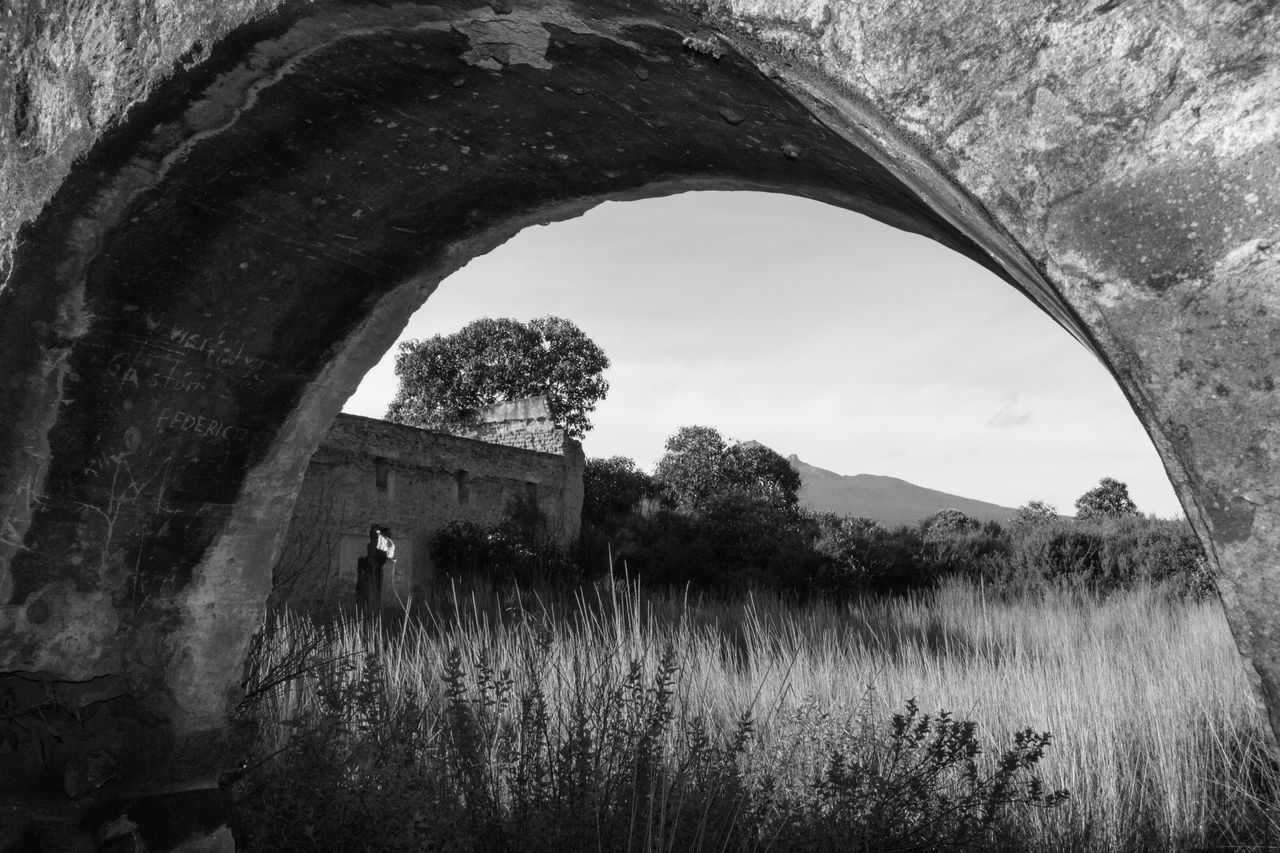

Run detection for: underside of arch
[[1, 0, 1278, 816]]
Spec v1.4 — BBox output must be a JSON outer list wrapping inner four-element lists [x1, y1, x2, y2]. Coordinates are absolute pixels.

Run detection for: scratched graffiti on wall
[[48, 311, 275, 592]]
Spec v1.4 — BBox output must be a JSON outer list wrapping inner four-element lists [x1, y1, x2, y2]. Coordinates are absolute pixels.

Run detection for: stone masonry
[[273, 398, 584, 612], [458, 397, 570, 455]]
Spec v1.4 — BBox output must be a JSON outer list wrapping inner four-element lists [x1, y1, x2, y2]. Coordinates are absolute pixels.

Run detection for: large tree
[[386, 316, 609, 438], [1073, 477, 1139, 521], [653, 426, 800, 512]]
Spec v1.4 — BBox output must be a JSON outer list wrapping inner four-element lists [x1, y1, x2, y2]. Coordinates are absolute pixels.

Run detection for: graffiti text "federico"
[[156, 408, 250, 442]]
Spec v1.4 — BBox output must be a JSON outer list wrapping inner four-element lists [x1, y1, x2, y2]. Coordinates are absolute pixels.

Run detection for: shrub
[[582, 455, 659, 532], [584, 475, 1210, 599], [234, 611, 1068, 852], [696, 490, 825, 590], [975, 516, 1212, 596], [783, 699, 1067, 851], [921, 524, 1010, 582], [924, 508, 981, 537], [1094, 515, 1213, 595], [234, 647, 432, 851], [811, 514, 932, 593], [602, 492, 825, 592], [808, 512, 1210, 598], [604, 506, 713, 585], [1011, 500, 1058, 529], [432, 494, 579, 588]]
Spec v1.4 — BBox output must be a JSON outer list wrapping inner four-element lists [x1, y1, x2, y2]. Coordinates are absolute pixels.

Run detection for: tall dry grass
[[242, 578, 1279, 851]]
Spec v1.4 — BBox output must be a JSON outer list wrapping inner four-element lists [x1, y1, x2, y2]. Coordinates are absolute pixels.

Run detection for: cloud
[[987, 401, 1032, 428]]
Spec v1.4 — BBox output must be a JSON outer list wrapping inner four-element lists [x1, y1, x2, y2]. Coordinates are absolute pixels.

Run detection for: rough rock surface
[[0, 0, 1277, 838]]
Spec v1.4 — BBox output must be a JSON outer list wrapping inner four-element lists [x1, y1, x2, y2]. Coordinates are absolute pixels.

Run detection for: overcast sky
[[343, 191, 1184, 518]]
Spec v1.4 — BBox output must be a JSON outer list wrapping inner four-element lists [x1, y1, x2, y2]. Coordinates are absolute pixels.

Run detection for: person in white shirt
[[357, 524, 396, 616]]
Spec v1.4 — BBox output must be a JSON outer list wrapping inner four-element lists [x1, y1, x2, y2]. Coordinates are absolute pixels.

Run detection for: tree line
[[576, 432, 1209, 598], [390, 316, 1208, 598]]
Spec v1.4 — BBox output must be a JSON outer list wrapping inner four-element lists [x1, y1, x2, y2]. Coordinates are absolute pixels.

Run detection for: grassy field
[[237, 579, 1279, 851]]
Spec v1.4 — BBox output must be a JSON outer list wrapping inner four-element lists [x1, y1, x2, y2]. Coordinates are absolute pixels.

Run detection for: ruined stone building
[[272, 397, 584, 611]]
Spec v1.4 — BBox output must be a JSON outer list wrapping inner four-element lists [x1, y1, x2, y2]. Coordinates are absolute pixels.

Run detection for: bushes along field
[[236, 580, 1277, 852]]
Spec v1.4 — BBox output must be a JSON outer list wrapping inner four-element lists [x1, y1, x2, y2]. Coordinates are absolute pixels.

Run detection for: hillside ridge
[[786, 453, 1018, 524]]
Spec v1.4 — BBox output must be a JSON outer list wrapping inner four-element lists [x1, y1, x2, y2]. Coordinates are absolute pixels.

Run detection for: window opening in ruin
[[525, 481, 538, 503], [456, 470, 470, 506], [375, 457, 390, 490]]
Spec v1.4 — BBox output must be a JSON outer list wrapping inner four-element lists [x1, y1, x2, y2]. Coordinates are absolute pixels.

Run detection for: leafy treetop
[[1073, 477, 1139, 521], [386, 316, 609, 439], [924, 508, 980, 536], [1012, 500, 1059, 528], [653, 426, 800, 512]]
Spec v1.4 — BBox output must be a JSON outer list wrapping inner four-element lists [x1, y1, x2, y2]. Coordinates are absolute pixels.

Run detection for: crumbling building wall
[[272, 398, 584, 612]]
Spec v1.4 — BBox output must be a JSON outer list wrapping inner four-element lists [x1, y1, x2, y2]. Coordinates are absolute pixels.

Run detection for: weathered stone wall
[[273, 410, 583, 612], [458, 397, 570, 455], [0, 0, 287, 277]]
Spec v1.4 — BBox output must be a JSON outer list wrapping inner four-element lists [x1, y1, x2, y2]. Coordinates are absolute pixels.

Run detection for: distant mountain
[[787, 454, 1019, 525]]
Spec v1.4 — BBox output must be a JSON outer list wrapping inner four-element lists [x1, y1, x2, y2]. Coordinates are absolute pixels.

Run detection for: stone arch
[[1, 0, 1278, 808]]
